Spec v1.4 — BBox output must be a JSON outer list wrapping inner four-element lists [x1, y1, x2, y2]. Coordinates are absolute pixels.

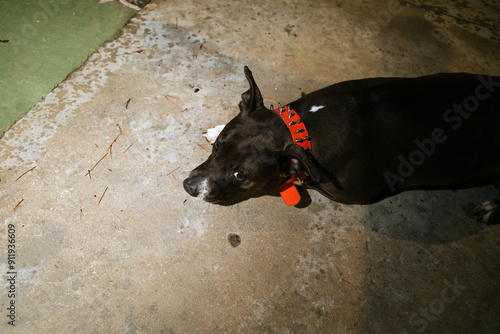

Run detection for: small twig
[[80, 209, 83, 221], [167, 167, 180, 177], [162, 94, 179, 102], [90, 48, 101, 57], [97, 186, 109, 205], [85, 151, 108, 176], [123, 143, 133, 154], [200, 42, 205, 50], [197, 144, 210, 152], [86, 126, 122, 176], [109, 133, 121, 148], [341, 278, 357, 288], [125, 98, 131, 109], [13, 199, 24, 211], [108, 133, 121, 159], [15, 166, 37, 181]]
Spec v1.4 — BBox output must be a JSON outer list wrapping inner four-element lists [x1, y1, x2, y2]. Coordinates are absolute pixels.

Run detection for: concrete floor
[[1, 0, 499, 333]]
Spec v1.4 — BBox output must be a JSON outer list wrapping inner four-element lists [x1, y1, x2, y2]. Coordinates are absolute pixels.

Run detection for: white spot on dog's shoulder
[[309, 105, 325, 113]]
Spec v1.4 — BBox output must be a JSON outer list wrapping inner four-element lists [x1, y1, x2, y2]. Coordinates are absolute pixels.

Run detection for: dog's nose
[[183, 177, 200, 197]]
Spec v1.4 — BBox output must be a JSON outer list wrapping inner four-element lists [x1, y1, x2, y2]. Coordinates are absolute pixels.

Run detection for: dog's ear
[[279, 144, 322, 183], [238, 66, 264, 113]]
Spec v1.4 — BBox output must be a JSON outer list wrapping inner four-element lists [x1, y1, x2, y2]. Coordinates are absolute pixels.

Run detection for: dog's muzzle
[[183, 176, 206, 199]]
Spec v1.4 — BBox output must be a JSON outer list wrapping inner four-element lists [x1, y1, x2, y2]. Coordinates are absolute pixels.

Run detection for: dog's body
[[184, 67, 500, 224]]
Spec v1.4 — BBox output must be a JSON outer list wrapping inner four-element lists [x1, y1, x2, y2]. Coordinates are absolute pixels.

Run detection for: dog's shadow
[[360, 190, 496, 245], [217, 185, 498, 245]]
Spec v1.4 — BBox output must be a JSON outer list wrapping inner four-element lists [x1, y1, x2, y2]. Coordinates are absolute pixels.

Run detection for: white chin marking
[[196, 179, 209, 200], [309, 105, 325, 113], [203, 125, 225, 144]]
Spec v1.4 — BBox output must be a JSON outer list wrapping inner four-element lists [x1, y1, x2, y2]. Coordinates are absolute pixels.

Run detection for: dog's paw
[[474, 200, 500, 225], [202, 125, 225, 144]]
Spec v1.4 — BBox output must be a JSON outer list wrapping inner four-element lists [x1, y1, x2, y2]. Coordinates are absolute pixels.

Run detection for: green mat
[[0, 0, 137, 137]]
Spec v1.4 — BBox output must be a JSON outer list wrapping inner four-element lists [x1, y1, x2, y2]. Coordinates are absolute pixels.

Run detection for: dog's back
[[289, 73, 500, 203]]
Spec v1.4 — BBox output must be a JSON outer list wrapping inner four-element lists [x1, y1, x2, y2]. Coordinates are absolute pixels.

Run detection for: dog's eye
[[233, 172, 246, 180], [213, 140, 220, 151]]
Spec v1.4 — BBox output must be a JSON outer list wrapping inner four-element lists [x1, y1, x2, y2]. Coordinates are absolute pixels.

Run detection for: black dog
[[184, 67, 500, 224]]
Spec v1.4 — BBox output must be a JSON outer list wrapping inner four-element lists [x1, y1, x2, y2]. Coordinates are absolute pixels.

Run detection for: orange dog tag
[[278, 181, 301, 206]]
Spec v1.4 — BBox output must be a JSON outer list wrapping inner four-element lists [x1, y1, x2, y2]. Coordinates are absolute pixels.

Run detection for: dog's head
[[183, 67, 320, 203]]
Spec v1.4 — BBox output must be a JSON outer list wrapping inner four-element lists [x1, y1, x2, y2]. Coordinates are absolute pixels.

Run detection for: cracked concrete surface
[[1, 0, 499, 333]]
